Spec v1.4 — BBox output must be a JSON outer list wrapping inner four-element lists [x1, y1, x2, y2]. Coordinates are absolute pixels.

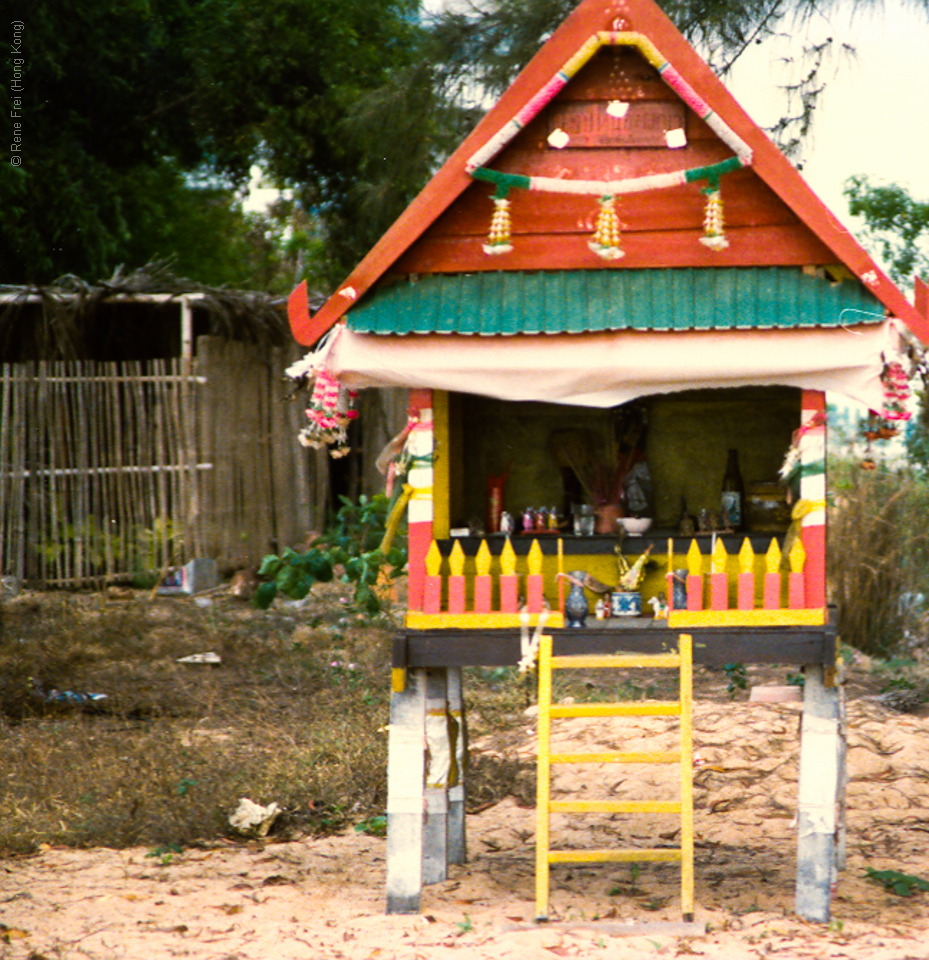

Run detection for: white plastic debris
[[229, 798, 281, 837], [177, 652, 222, 665], [1, 575, 22, 599]]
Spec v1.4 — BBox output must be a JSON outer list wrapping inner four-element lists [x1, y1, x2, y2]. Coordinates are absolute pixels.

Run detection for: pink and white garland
[[879, 361, 911, 422], [298, 369, 359, 457]]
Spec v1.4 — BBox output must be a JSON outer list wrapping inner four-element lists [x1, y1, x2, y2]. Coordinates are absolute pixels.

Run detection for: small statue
[[617, 544, 653, 591], [647, 593, 669, 619]]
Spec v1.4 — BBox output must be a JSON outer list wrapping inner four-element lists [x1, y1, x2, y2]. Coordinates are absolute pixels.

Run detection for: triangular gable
[[290, 0, 927, 344]]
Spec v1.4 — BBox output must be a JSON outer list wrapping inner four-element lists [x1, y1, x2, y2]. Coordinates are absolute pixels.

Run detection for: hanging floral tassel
[[880, 360, 912, 421], [699, 182, 729, 251], [588, 195, 624, 260], [298, 369, 359, 458], [483, 194, 513, 255]]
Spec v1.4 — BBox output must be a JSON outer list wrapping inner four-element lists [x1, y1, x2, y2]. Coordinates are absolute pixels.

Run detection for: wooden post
[[795, 665, 841, 922], [423, 668, 449, 886], [737, 538, 755, 610], [685, 539, 702, 611], [499, 538, 519, 612], [447, 668, 467, 865], [709, 537, 729, 609], [386, 668, 426, 914], [473, 540, 493, 613], [447, 540, 466, 613], [423, 541, 442, 614], [788, 537, 806, 609], [764, 539, 782, 610], [526, 539, 544, 612]]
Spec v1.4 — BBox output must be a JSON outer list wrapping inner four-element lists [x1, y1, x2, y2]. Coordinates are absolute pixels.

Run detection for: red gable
[[290, 0, 927, 345]]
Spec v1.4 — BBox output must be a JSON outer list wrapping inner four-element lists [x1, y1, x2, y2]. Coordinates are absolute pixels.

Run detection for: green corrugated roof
[[346, 268, 885, 335]]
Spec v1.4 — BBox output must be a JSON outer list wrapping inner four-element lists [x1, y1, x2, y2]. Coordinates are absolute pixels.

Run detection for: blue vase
[[564, 571, 589, 628]]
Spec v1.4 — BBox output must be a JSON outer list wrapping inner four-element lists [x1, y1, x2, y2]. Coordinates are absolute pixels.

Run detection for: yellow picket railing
[[667, 536, 825, 628]]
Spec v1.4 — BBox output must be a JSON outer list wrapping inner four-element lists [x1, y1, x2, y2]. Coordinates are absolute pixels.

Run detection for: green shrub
[[256, 493, 407, 615]]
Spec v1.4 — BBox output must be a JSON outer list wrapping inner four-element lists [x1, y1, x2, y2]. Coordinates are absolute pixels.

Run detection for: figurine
[[617, 544, 652, 591], [647, 593, 669, 619]]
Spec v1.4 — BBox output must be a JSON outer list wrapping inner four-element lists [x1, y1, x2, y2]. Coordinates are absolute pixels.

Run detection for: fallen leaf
[[261, 874, 291, 886], [214, 904, 243, 915]]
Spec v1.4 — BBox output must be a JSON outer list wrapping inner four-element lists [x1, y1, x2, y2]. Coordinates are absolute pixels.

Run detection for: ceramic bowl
[[619, 516, 653, 536]]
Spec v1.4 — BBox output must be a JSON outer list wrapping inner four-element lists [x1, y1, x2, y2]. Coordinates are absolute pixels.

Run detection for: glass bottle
[[721, 448, 744, 530]]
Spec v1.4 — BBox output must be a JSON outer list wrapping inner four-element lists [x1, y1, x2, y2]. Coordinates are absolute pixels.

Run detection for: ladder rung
[[550, 750, 680, 765], [551, 654, 681, 670], [550, 701, 681, 718], [549, 847, 683, 865], [536, 632, 694, 922], [550, 799, 681, 815]]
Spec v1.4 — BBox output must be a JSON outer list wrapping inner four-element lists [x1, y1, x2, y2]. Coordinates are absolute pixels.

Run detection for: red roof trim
[[291, 0, 926, 345]]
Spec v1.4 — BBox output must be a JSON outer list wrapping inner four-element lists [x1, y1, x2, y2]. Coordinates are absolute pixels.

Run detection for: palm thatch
[[0, 260, 304, 362]]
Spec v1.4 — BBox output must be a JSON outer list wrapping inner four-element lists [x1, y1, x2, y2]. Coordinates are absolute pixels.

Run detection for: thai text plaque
[[548, 101, 686, 147]]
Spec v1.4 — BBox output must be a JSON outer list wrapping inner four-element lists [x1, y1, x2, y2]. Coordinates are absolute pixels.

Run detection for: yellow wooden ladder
[[535, 633, 694, 922]]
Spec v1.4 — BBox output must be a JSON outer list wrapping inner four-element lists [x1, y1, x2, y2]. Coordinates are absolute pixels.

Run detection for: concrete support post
[[386, 668, 426, 914], [423, 668, 450, 885], [447, 667, 467, 865], [795, 664, 841, 922], [836, 680, 848, 871]]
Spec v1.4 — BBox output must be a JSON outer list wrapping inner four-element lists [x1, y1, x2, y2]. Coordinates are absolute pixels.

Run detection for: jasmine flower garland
[[297, 369, 359, 458]]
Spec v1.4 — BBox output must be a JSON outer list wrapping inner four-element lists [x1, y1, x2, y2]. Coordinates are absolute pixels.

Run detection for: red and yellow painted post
[[799, 389, 827, 610], [473, 540, 493, 613], [709, 538, 729, 610], [406, 389, 435, 613], [737, 538, 755, 610]]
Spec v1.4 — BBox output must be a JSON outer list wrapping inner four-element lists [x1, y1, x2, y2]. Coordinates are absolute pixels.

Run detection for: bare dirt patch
[[3, 588, 929, 959]]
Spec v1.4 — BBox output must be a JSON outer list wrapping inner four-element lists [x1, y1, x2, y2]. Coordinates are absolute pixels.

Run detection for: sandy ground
[[4, 695, 929, 960]]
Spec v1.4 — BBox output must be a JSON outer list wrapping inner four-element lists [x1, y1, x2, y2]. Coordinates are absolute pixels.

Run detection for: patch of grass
[[0, 582, 549, 856], [0, 587, 394, 853]]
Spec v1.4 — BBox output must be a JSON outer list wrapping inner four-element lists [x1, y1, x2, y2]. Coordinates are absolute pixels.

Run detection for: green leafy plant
[[146, 843, 184, 866], [255, 494, 407, 615], [865, 867, 929, 897], [723, 663, 748, 698], [353, 815, 387, 837], [176, 777, 198, 797]]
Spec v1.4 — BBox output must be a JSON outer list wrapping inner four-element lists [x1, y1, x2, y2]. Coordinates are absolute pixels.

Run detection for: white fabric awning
[[306, 321, 910, 410]]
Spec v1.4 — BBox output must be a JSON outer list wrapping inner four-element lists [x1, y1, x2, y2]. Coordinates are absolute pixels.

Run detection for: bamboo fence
[[0, 337, 322, 587]]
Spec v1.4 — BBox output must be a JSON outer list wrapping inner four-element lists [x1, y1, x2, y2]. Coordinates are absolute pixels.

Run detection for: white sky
[[725, 0, 929, 228]]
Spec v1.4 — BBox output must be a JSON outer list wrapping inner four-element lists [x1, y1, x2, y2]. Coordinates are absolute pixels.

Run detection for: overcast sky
[[727, 0, 929, 232]]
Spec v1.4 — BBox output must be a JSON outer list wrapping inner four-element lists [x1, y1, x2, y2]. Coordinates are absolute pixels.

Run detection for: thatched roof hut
[[0, 261, 296, 363]]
